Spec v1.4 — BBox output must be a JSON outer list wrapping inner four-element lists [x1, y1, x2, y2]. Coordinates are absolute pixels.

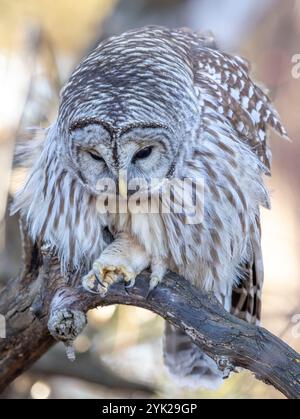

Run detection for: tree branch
[[0, 228, 299, 398], [31, 349, 155, 395]]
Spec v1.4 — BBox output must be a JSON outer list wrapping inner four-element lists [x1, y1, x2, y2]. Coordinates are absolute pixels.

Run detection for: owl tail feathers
[[163, 323, 224, 390]]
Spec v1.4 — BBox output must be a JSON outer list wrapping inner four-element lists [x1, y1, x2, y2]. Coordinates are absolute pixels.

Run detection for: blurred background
[[0, 0, 300, 399]]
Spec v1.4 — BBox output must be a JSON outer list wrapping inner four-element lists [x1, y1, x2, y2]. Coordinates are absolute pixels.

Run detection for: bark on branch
[[0, 226, 299, 398]]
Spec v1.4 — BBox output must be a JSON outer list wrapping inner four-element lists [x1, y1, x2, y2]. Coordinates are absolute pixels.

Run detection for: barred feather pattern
[[12, 26, 287, 388]]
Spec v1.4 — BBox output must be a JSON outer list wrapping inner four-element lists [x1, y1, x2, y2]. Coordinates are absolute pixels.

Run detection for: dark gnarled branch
[[0, 227, 299, 398]]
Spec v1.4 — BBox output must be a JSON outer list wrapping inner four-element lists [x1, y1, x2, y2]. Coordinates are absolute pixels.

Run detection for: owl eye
[[87, 150, 104, 162], [133, 146, 153, 162]]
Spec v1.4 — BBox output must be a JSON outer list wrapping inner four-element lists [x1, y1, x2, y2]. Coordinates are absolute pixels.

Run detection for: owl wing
[[184, 29, 288, 171], [231, 215, 263, 325], [183, 30, 288, 324]]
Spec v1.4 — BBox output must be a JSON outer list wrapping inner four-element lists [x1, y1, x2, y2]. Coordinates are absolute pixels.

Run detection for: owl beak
[[118, 172, 127, 198]]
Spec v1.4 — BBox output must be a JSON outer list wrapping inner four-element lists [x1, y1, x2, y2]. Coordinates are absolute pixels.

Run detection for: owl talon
[[146, 274, 163, 298], [82, 272, 108, 296], [93, 270, 105, 287], [124, 283, 130, 295], [124, 276, 136, 289]]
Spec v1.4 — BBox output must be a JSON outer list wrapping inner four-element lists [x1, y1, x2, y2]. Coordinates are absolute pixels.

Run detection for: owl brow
[[119, 122, 170, 135], [69, 119, 172, 140], [68, 117, 112, 134]]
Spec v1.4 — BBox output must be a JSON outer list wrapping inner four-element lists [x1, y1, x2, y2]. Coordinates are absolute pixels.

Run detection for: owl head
[[56, 27, 200, 198]]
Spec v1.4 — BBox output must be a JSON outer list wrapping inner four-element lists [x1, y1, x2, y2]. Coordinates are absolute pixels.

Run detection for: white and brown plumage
[[12, 26, 287, 388]]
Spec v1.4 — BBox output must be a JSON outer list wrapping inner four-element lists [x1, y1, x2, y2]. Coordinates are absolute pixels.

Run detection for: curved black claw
[[146, 285, 156, 299], [82, 271, 107, 295], [124, 277, 136, 293], [146, 275, 162, 299], [94, 270, 106, 289], [124, 283, 130, 295]]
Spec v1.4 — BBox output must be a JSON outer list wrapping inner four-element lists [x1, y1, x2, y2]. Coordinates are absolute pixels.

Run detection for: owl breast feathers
[[12, 26, 287, 389]]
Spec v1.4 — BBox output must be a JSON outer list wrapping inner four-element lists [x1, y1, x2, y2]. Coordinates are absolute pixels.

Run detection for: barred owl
[[12, 26, 287, 389]]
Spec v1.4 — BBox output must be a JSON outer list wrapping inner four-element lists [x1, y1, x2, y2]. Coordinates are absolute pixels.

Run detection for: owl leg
[[147, 257, 167, 296], [82, 232, 150, 296]]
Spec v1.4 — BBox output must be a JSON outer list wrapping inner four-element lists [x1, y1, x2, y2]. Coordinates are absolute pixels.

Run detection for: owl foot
[[82, 260, 136, 296], [82, 232, 152, 296]]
